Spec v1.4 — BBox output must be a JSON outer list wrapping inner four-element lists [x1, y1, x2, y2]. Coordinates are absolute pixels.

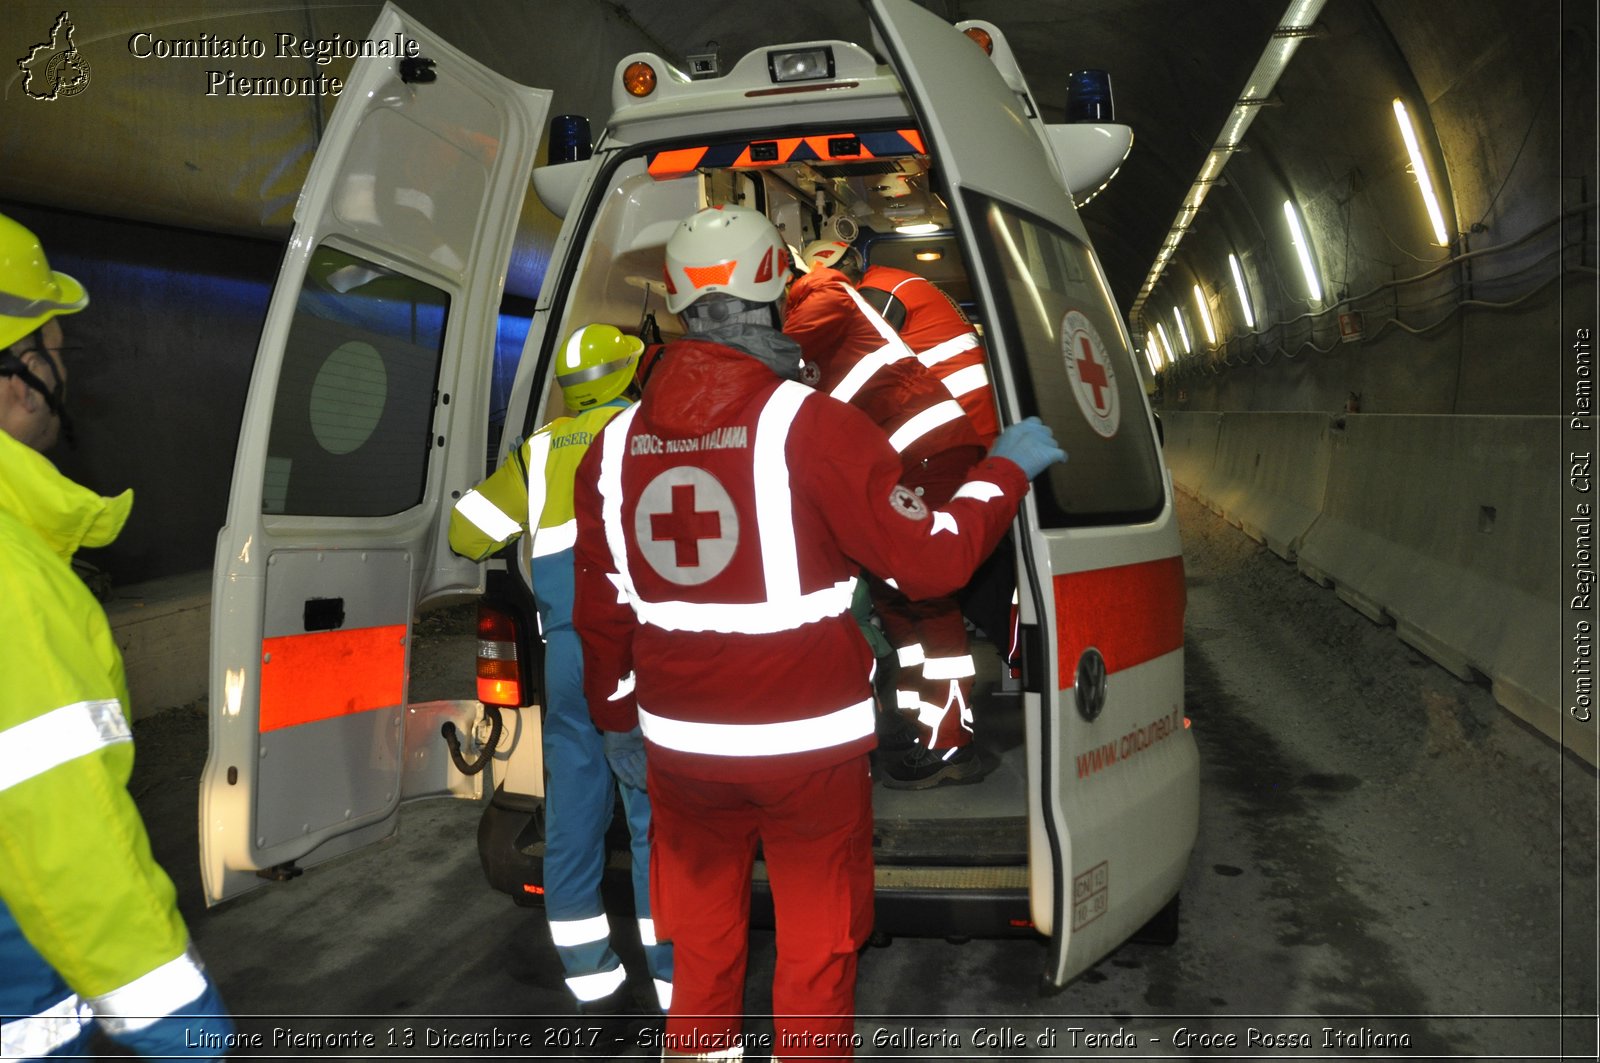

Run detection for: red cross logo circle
[[634, 467, 739, 585], [1061, 309, 1120, 439]]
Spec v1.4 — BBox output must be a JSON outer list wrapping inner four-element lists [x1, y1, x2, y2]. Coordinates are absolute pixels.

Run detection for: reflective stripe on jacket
[[449, 400, 632, 567], [573, 339, 1029, 782], [0, 430, 204, 1030], [783, 266, 983, 470], [859, 264, 1000, 445]]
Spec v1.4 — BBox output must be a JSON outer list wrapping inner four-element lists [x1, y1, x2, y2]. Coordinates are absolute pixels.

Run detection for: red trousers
[[874, 443, 985, 750], [649, 756, 875, 1059]]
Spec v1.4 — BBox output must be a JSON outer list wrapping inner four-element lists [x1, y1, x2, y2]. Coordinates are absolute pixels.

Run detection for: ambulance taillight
[[477, 603, 522, 707]]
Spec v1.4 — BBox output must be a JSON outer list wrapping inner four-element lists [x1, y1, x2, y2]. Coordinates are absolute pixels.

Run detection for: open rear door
[[200, 3, 549, 905], [868, 0, 1199, 986]]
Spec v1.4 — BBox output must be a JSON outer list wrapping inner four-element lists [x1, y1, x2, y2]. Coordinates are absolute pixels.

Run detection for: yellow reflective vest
[[449, 401, 631, 566], [0, 430, 196, 1006]]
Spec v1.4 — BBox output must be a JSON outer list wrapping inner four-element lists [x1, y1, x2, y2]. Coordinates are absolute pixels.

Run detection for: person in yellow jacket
[[0, 212, 234, 1058], [449, 323, 671, 1014]]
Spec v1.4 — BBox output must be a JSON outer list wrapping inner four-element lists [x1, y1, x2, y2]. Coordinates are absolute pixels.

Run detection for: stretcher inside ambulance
[[201, 0, 1199, 990]]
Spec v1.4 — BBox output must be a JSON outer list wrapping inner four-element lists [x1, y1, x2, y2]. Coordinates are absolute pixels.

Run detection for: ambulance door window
[[262, 245, 448, 517], [968, 194, 1163, 528]]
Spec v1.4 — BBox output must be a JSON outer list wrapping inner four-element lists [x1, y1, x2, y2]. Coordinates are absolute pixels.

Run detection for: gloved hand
[[988, 416, 1067, 479], [603, 726, 648, 792]]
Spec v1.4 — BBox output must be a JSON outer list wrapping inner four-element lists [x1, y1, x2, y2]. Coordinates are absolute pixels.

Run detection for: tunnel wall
[[1163, 410, 1581, 765]]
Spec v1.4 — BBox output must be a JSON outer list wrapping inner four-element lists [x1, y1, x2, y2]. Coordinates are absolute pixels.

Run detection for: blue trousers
[[541, 624, 672, 1005]]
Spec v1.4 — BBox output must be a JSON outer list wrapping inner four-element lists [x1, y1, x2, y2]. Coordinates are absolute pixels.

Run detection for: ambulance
[[201, 0, 1199, 990]]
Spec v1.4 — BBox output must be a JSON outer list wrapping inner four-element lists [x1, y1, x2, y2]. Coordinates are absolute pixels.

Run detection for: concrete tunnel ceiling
[[3, 0, 1572, 323]]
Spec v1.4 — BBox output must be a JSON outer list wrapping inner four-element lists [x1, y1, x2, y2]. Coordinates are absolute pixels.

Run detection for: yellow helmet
[[0, 213, 87, 350], [556, 323, 643, 409]]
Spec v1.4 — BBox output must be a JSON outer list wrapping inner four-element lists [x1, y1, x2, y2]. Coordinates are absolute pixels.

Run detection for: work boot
[[874, 709, 919, 752], [878, 742, 987, 790]]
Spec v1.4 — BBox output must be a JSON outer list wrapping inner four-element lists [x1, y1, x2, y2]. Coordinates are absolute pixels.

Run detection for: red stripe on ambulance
[[1053, 555, 1185, 691], [258, 624, 407, 732]]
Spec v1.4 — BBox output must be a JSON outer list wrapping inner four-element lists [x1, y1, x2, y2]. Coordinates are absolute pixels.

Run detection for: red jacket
[[859, 265, 1000, 445], [783, 266, 982, 468], [573, 339, 1028, 782]]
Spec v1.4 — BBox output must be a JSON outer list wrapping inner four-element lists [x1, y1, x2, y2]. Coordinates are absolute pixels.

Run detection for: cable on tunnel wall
[[1163, 200, 1596, 376]]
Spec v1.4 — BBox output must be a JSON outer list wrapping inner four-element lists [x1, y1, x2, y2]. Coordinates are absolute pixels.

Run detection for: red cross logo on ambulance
[[635, 467, 739, 585], [1061, 309, 1120, 439]]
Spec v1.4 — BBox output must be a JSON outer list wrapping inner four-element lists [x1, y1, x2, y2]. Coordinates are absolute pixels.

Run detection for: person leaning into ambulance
[[782, 240, 990, 789], [0, 212, 234, 1059], [571, 205, 1064, 1060], [448, 324, 672, 1016]]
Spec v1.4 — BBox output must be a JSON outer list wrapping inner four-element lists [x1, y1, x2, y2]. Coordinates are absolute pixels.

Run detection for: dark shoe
[[878, 743, 988, 790], [874, 710, 919, 752]]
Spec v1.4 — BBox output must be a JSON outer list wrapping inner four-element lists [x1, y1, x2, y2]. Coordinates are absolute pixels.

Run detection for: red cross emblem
[[634, 467, 739, 585], [1061, 309, 1121, 439], [651, 483, 721, 567], [1075, 336, 1110, 411]]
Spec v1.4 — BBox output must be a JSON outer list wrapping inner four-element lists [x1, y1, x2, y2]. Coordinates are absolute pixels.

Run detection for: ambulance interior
[[524, 133, 1031, 886]]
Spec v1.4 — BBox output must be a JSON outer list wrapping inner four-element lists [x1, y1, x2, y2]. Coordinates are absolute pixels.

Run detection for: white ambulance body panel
[[210, 0, 1197, 989]]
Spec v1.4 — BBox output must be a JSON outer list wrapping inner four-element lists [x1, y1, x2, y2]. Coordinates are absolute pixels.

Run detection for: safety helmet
[[663, 205, 790, 314], [556, 323, 643, 409], [798, 239, 857, 274], [0, 213, 87, 350]]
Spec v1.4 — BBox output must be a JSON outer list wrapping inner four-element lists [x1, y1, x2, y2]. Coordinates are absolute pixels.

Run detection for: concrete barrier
[[1160, 411, 1221, 509], [106, 571, 211, 721], [1208, 412, 1333, 561], [1162, 411, 1579, 765], [1294, 415, 1564, 752]]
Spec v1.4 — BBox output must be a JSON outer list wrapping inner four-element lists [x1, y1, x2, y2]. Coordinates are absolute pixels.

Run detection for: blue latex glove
[[988, 416, 1067, 479], [111, 976, 234, 1058], [603, 726, 648, 792]]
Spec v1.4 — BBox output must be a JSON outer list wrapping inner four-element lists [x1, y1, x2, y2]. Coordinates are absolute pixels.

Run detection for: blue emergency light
[[549, 114, 592, 163], [1064, 70, 1114, 123]]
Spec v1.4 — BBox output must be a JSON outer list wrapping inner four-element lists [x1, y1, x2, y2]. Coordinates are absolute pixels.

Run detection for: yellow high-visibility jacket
[[449, 401, 630, 629], [0, 428, 209, 1044]]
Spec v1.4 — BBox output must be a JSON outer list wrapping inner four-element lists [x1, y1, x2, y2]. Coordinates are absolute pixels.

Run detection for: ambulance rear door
[[868, 0, 1199, 986], [200, 3, 549, 905]]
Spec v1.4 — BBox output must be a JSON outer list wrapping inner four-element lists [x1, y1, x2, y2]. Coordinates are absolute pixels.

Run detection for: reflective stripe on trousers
[[0, 993, 92, 1059]]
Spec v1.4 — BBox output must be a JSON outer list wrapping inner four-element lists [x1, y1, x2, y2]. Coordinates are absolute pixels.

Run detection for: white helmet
[[798, 239, 855, 273], [663, 205, 790, 314]]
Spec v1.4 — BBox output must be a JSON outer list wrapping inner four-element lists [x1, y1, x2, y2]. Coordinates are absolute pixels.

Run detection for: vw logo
[[1074, 647, 1107, 722]]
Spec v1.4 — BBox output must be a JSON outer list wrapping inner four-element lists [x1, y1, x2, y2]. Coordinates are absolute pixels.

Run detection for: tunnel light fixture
[[1228, 253, 1255, 328], [1283, 199, 1322, 303], [1192, 285, 1217, 345], [1143, 336, 1161, 374], [1172, 307, 1191, 354], [1155, 322, 1175, 366], [1392, 98, 1451, 246]]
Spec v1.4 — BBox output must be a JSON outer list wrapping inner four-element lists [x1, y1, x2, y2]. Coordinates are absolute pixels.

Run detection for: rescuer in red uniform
[[783, 242, 992, 788], [572, 205, 1064, 1059]]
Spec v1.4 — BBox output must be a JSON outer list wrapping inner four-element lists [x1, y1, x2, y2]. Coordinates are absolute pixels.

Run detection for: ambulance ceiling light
[[1064, 70, 1114, 123], [622, 61, 656, 98], [549, 114, 592, 163], [1228, 253, 1256, 328], [1283, 199, 1322, 302], [768, 46, 834, 83], [1192, 284, 1217, 345], [915, 248, 943, 262], [962, 26, 994, 55], [1392, 98, 1451, 246], [895, 222, 941, 235]]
